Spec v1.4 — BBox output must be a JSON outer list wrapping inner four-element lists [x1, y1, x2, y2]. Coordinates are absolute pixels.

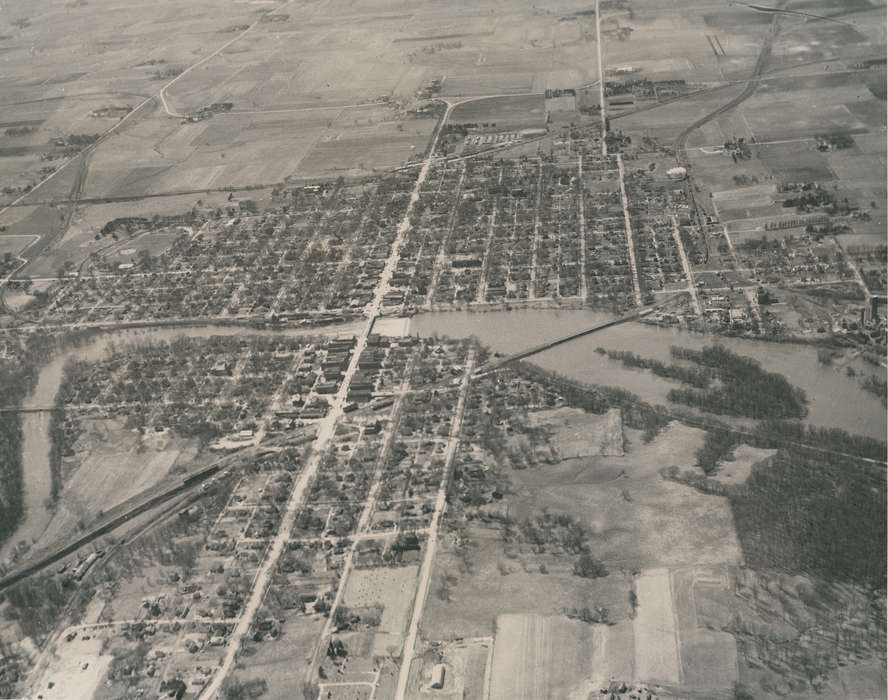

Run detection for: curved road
[[675, 11, 780, 169]]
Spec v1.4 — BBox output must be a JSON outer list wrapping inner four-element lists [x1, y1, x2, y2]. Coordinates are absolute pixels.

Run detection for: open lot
[[344, 565, 419, 656], [232, 617, 326, 700], [39, 418, 198, 551], [527, 406, 624, 458]]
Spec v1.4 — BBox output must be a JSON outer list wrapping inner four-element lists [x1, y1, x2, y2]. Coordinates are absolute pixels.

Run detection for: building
[[430, 664, 446, 690]]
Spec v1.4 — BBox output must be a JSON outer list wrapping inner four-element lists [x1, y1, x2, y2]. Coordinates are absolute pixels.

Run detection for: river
[[4, 310, 885, 563], [1, 322, 364, 564], [411, 308, 887, 440]]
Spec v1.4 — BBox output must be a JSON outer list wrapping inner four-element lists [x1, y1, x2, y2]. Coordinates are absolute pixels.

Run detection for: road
[[158, 1, 292, 118], [594, 0, 607, 156], [393, 349, 475, 700], [303, 366, 413, 683], [616, 155, 643, 307], [577, 154, 588, 301], [675, 10, 781, 169], [669, 214, 702, 315], [199, 89, 454, 700], [595, 0, 642, 308]]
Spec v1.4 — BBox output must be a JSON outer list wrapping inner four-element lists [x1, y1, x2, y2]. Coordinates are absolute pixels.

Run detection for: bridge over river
[[474, 306, 654, 375]]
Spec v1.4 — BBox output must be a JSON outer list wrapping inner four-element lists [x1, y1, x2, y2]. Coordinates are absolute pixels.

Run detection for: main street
[[198, 93, 454, 700]]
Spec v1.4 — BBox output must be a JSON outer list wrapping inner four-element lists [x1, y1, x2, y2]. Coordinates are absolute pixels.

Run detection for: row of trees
[[668, 345, 808, 419], [0, 332, 97, 548], [751, 420, 886, 462], [596, 347, 713, 389]]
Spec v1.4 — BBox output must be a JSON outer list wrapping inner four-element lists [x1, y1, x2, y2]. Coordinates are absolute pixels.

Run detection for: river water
[[411, 308, 887, 440], [4, 311, 885, 562]]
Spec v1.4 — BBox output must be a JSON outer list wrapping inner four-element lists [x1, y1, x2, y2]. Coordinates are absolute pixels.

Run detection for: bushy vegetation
[[222, 677, 268, 700], [0, 413, 24, 551], [595, 348, 713, 388], [65, 133, 100, 147], [730, 450, 886, 587], [573, 553, 608, 579], [861, 375, 887, 406], [2, 574, 84, 642], [599, 344, 808, 419], [751, 421, 886, 462], [696, 429, 737, 475], [668, 345, 808, 419]]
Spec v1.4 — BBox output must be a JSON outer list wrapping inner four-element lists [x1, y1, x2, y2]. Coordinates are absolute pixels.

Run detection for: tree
[[733, 682, 755, 700], [573, 553, 608, 579], [332, 605, 351, 631]]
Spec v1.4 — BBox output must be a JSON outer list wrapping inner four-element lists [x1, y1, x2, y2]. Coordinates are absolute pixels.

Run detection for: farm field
[[633, 569, 681, 684], [488, 613, 595, 700]]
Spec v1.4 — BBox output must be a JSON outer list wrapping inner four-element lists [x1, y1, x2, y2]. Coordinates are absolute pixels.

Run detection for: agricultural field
[[488, 613, 596, 700]]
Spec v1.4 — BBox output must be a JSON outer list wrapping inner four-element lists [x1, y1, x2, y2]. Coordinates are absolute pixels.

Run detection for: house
[[430, 664, 446, 690], [210, 360, 231, 376]]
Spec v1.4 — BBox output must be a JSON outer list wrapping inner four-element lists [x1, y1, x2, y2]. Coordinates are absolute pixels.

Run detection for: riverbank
[[0, 320, 365, 564], [409, 308, 887, 440]]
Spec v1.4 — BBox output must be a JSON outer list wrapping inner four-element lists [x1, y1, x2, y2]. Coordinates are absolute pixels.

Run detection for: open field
[[449, 95, 546, 130], [527, 406, 624, 458], [422, 525, 628, 641], [344, 565, 419, 656], [507, 424, 743, 568], [39, 418, 198, 551], [489, 613, 595, 700], [633, 569, 681, 684]]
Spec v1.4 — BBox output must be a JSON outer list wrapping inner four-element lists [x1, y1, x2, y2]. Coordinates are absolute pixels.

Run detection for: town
[[0, 0, 884, 699]]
